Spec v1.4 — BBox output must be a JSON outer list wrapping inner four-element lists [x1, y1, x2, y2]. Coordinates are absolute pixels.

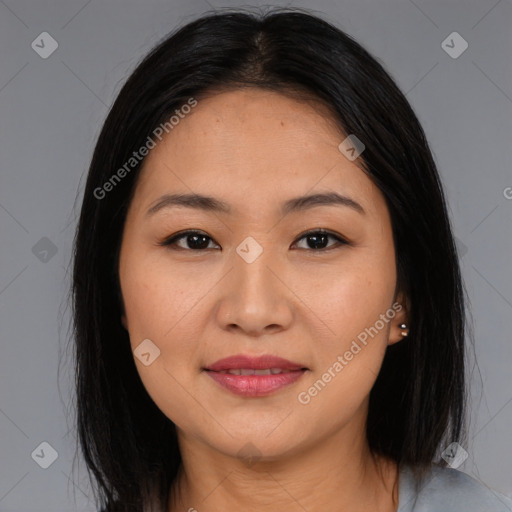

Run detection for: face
[[118, 88, 408, 462]]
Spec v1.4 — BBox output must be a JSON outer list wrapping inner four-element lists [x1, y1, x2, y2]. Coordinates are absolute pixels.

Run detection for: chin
[[206, 422, 309, 462]]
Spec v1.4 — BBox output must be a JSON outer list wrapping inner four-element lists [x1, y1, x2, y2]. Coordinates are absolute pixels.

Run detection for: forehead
[[129, 89, 382, 218]]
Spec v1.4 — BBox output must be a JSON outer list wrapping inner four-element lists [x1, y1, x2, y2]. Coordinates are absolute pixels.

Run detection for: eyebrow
[[145, 191, 365, 217]]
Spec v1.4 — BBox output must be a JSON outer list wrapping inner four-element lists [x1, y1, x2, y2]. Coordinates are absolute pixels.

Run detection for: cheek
[[293, 253, 396, 349], [121, 248, 204, 341], [291, 248, 397, 418], [119, 248, 202, 381], [120, 253, 212, 428]]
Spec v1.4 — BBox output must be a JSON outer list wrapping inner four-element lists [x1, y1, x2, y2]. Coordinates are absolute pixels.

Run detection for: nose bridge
[[217, 235, 292, 334], [233, 235, 278, 300]]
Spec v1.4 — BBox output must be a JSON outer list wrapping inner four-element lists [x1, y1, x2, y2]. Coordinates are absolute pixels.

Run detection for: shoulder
[[398, 464, 512, 512]]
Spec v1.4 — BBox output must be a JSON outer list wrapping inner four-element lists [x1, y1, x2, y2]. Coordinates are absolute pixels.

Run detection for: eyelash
[[159, 229, 349, 252]]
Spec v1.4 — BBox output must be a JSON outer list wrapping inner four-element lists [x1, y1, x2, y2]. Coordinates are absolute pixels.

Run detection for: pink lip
[[203, 354, 308, 397], [205, 354, 305, 372], [205, 370, 306, 397]]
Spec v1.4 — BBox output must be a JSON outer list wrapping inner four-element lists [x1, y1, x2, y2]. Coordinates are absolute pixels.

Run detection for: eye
[[159, 229, 348, 252], [292, 229, 348, 251], [159, 230, 220, 251]]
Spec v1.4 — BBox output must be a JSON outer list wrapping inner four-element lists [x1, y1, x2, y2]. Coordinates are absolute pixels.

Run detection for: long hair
[[71, 7, 466, 511]]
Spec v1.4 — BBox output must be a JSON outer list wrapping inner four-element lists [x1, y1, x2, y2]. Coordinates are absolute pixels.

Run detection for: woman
[[71, 7, 512, 512]]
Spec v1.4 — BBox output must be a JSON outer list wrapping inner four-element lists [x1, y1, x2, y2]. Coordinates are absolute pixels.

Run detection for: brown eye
[[160, 230, 220, 251], [160, 229, 348, 252], [293, 230, 348, 251]]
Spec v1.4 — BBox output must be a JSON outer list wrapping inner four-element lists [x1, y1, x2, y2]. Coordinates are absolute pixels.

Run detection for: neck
[[167, 424, 398, 512]]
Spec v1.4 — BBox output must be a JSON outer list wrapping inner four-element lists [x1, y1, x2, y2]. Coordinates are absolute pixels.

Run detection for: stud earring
[[399, 323, 408, 336]]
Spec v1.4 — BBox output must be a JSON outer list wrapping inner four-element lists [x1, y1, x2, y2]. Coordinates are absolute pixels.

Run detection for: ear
[[388, 291, 409, 346]]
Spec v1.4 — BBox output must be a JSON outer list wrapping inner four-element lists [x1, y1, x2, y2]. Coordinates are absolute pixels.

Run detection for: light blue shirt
[[398, 464, 512, 511]]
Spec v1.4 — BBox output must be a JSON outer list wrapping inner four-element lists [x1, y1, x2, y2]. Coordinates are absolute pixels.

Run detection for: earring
[[399, 323, 408, 336]]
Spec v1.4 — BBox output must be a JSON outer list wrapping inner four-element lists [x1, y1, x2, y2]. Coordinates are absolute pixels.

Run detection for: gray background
[[0, 0, 511, 510]]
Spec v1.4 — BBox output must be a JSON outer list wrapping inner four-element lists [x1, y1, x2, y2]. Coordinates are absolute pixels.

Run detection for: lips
[[203, 354, 308, 397], [215, 368, 294, 375], [204, 354, 306, 372]]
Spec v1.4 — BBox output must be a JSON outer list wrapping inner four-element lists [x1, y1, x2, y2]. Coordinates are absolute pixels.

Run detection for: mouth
[[212, 368, 299, 375], [203, 354, 308, 397]]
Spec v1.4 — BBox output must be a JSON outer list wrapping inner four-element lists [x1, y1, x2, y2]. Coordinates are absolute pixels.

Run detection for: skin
[[118, 88, 409, 512]]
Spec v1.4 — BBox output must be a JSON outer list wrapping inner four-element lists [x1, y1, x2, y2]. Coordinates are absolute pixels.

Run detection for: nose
[[215, 240, 294, 337]]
